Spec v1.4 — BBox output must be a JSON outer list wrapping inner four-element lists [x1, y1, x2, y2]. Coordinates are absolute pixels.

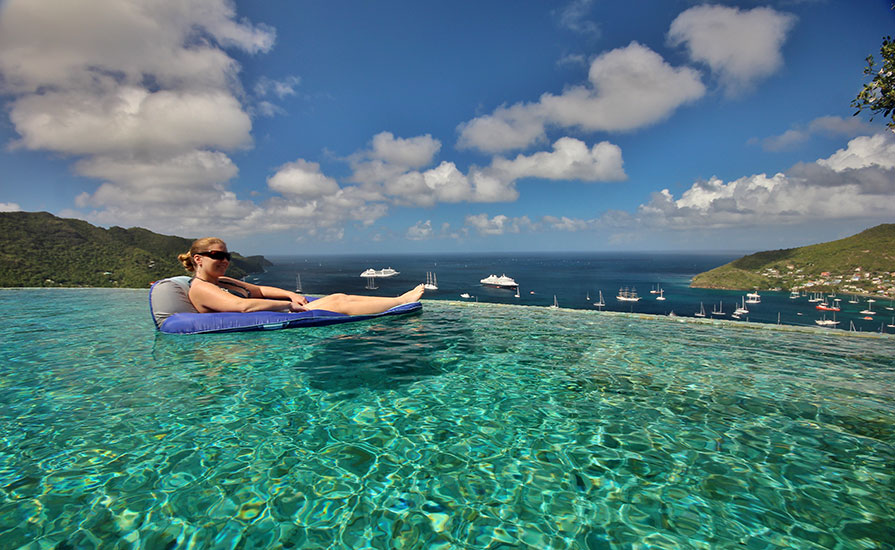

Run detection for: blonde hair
[[177, 237, 227, 273]]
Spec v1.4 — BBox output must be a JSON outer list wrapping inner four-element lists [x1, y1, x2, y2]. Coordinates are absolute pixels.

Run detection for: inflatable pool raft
[[150, 276, 422, 335]]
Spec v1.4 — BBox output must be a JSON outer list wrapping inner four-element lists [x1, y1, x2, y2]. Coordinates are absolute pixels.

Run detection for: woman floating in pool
[[178, 237, 424, 315]]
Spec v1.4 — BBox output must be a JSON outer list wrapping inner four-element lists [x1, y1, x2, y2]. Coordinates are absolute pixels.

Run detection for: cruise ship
[[359, 267, 399, 278], [480, 274, 518, 289]]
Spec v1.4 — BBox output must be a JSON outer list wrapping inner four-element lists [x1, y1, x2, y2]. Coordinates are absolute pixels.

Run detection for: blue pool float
[[149, 276, 422, 334]]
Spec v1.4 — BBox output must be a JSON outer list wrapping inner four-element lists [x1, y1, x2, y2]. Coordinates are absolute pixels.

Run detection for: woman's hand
[[289, 299, 307, 312]]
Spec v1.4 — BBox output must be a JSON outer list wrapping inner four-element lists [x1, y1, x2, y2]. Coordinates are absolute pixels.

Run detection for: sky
[[1, 0, 894, 255]]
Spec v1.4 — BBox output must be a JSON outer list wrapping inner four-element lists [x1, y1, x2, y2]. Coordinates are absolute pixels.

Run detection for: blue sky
[[1, 0, 893, 255]]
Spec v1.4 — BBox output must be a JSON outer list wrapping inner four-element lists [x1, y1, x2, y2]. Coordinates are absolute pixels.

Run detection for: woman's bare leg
[[304, 284, 425, 315]]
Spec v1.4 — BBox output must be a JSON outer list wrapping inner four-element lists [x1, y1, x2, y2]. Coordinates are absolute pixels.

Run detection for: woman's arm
[[219, 277, 308, 304], [190, 280, 305, 313]]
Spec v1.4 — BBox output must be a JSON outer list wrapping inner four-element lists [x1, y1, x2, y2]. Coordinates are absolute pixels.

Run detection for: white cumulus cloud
[[668, 5, 796, 97], [458, 42, 704, 153], [489, 137, 626, 182], [0, 202, 22, 212], [635, 132, 895, 230], [0, 0, 275, 236], [267, 160, 341, 198]]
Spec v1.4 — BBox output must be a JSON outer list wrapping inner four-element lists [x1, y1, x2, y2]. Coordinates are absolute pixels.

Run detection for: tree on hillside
[[852, 7, 895, 130]]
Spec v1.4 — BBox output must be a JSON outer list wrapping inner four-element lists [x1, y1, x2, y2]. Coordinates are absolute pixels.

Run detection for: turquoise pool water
[[1, 289, 893, 549]]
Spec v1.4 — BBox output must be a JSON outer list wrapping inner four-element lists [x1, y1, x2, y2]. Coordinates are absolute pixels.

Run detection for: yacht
[[711, 302, 726, 316], [860, 299, 876, 315], [656, 288, 666, 301], [695, 302, 706, 317], [480, 274, 518, 289], [460, 292, 471, 299], [746, 291, 761, 304], [593, 290, 605, 309], [815, 313, 840, 327], [616, 287, 640, 302], [424, 272, 438, 291], [734, 296, 749, 316], [360, 267, 400, 278]]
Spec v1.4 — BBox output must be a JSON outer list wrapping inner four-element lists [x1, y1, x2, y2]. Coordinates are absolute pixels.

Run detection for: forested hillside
[[0, 212, 269, 287]]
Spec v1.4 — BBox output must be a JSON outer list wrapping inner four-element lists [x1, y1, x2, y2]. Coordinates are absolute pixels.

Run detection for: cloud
[[267, 159, 341, 198], [406, 220, 433, 240], [0, 0, 274, 235], [555, 0, 600, 37], [757, 116, 877, 151], [668, 5, 796, 97], [0, 202, 22, 212], [458, 42, 704, 153], [489, 137, 626, 182], [465, 213, 536, 236], [634, 132, 895, 229], [254, 76, 301, 99]]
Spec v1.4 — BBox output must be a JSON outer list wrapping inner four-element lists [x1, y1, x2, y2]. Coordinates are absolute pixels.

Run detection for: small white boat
[[295, 273, 302, 292], [656, 288, 666, 301], [734, 296, 749, 316], [695, 302, 706, 317], [816, 313, 839, 327], [549, 295, 559, 309], [746, 291, 761, 304], [424, 271, 438, 291], [860, 299, 876, 315], [593, 290, 605, 309], [711, 302, 725, 316], [360, 267, 400, 278], [460, 292, 471, 299]]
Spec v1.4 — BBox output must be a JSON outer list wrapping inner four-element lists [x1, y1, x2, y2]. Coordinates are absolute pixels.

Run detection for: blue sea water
[[1, 255, 894, 549], [263, 253, 895, 334]]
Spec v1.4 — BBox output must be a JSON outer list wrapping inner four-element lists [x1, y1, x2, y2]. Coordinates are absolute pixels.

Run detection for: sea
[[1, 252, 893, 549], [260, 252, 895, 334]]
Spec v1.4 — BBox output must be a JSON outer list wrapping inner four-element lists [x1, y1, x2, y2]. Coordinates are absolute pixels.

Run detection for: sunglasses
[[196, 250, 231, 261]]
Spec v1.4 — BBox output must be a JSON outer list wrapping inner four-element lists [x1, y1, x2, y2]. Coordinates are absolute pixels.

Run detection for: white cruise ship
[[480, 274, 518, 289], [360, 267, 399, 278]]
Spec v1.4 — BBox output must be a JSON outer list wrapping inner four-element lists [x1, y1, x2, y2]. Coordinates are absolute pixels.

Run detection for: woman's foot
[[401, 284, 425, 303]]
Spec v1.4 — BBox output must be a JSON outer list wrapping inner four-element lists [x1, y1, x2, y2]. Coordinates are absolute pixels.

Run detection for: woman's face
[[194, 243, 230, 276]]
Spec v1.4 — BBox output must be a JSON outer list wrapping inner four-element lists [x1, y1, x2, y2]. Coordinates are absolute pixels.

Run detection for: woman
[[178, 238, 424, 315]]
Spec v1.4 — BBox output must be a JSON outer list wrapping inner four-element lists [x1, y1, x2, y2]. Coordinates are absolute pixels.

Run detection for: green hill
[[691, 224, 895, 295], [0, 212, 270, 288]]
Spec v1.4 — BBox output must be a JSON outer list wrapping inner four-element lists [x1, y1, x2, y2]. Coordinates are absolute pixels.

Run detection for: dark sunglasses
[[196, 250, 231, 261]]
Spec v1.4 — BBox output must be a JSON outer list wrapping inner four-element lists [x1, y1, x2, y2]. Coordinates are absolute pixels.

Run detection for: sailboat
[[711, 302, 725, 316], [593, 290, 605, 309], [815, 313, 840, 327], [365, 276, 378, 290], [549, 295, 559, 309], [656, 287, 666, 301], [424, 271, 438, 290], [295, 273, 302, 292], [586, 291, 590, 301], [694, 302, 706, 317], [733, 296, 749, 316], [887, 316, 895, 329], [860, 299, 876, 315]]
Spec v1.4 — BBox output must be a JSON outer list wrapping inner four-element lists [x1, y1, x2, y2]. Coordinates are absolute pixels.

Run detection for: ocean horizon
[[254, 252, 895, 335]]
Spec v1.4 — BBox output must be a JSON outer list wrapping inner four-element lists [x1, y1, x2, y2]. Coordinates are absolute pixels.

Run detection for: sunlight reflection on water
[[0, 289, 893, 548]]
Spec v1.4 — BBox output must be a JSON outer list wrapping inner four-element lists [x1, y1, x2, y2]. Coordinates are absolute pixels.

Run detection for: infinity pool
[[1, 289, 893, 548]]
